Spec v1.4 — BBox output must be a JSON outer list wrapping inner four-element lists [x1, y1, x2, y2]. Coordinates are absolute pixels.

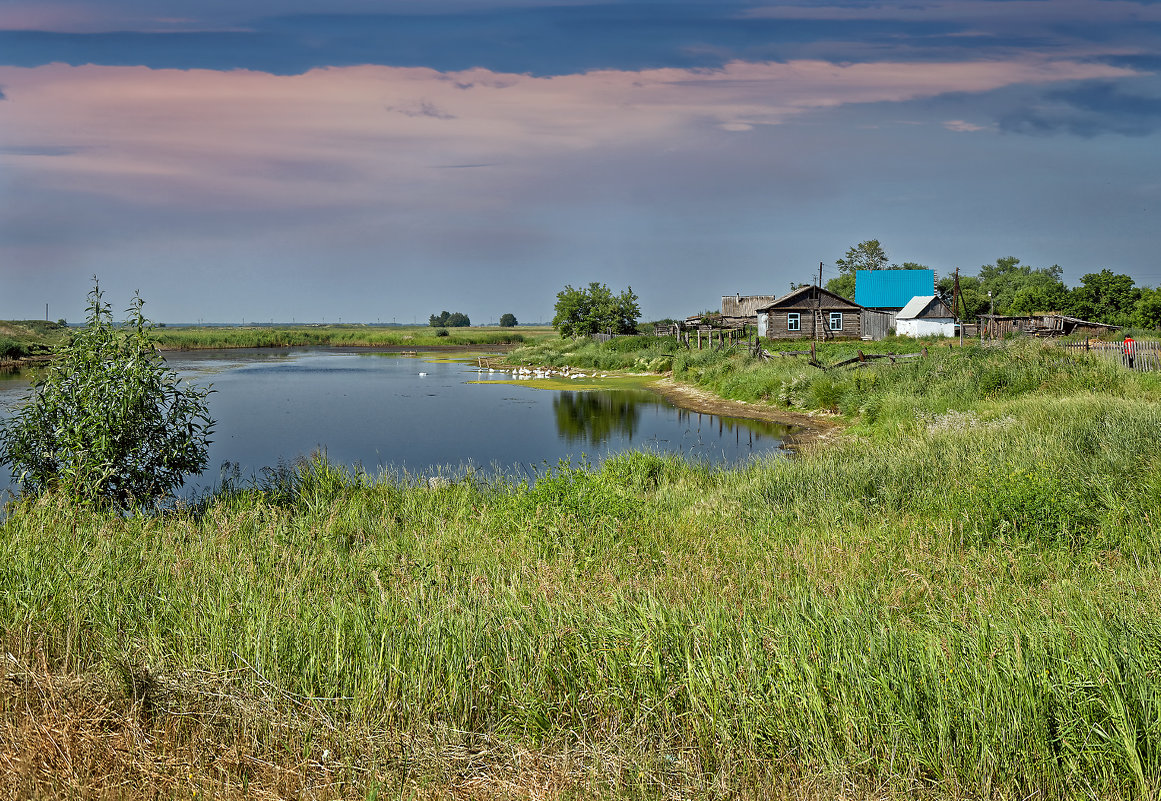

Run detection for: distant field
[[0, 321, 557, 361], [150, 324, 554, 350]]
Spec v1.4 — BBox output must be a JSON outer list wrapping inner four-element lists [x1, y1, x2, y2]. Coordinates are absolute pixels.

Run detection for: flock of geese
[[418, 365, 610, 380], [482, 365, 610, 380]]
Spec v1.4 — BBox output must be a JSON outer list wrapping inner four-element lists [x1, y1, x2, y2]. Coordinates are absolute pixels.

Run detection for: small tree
[[552, 282, 640, 338], [0, 280, 214, 508], [499, 313, 517, 328]]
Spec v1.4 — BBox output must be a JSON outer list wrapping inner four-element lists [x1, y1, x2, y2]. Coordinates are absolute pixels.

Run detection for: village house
[[854, 269, 936, 337], [895, 295, 955, 337], [719, 294, 781, 328], [756, 285, 865, 340]]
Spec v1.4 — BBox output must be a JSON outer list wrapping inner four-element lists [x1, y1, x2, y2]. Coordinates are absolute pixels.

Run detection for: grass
[[150, 324, 553, 351], [3, 336, 1161, 798], [0, 320, 69, 361]]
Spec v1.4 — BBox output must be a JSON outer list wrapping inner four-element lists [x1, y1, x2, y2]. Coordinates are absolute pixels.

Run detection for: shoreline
[[647, 376, 842, 450]]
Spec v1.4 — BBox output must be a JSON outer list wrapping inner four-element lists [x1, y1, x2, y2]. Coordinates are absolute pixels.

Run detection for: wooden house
[[720, 294, 781, 328], [756, 286, 865, 340]]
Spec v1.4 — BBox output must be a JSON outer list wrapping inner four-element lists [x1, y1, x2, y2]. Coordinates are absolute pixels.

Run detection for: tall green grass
[[3, 362, 1161, 795]]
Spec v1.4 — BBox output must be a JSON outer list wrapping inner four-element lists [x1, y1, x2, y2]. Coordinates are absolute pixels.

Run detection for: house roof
[[755, 284, 864, 313], [897, 295, 953, 319], [855, 269, 935, 309]]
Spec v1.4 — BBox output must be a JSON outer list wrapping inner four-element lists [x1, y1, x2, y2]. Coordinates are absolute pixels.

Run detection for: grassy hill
[[0, 320, 70, 360]]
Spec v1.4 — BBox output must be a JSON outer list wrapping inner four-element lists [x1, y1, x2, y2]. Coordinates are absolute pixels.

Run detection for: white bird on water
[[418, 372, 427, 376]]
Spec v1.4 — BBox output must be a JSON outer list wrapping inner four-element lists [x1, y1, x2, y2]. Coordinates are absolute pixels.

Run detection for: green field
[[150, 324, 553, 351], [3, 336, 1161, 799], [0, 320, 70, 361]]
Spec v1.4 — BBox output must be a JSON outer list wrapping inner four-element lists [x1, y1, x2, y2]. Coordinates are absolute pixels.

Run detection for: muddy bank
[[648, 377, 842, 450]]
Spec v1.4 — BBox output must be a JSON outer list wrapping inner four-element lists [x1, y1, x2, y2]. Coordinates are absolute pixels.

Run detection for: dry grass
[[1, 651, 983, 801]]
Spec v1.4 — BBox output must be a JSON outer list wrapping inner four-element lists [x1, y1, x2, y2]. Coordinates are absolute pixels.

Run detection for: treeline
[[428, 310, 470, 327], [827, 241, 1160, 328]]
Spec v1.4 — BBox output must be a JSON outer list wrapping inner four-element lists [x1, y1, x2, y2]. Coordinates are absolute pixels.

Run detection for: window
[[787, 313, 800, 331], [829, 312, 843, 331]]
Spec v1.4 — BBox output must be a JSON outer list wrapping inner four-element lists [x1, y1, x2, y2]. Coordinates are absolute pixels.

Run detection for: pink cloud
[[0, 57, 1140, 209], [742, 0, 1161, 24]]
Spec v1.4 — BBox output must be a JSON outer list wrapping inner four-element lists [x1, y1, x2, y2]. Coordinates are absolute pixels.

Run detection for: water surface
[[0, 349, 794, 495]]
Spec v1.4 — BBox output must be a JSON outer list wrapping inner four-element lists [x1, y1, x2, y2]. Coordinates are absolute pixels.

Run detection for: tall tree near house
[[835, 239, 890, 273], [1136, 287, 1161, 330], [825, 240, 920, 301], [1067, 269, 1140, 325]]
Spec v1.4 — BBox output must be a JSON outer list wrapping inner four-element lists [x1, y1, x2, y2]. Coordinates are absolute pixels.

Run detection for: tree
[[824, 273, 856, 301], [1136, 287, 1161, 330], [936, 273, 989, 320], [499, 313, 518, 327], [428, 311, 471, 327], [1066, 269, 1140, 325], [827, 241, 918, 300], [552, 282, 640, 338], [0, 280, 214, 508], [835, 239, 890, 274]]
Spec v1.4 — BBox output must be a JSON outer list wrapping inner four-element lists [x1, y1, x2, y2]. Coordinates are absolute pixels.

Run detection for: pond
[[0, 348, 796, 496]]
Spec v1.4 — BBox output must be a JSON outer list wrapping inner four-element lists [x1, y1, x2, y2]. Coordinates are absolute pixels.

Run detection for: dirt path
[[648, 377, 842, 450]]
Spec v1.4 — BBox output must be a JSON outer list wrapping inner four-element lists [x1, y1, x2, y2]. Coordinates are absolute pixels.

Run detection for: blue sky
[[1, 0, 1159, 323]]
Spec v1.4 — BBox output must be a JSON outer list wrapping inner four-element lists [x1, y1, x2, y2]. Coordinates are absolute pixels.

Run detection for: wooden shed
[[896, 295, 955, 337], [756, 286, 865, 340]]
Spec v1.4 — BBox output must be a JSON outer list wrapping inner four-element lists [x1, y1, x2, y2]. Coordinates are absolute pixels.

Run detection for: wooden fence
[[1060, 339, 1161, 372]]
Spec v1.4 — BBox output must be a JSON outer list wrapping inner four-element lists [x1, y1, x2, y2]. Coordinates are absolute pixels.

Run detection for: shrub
[[435, 328, 450, 337], [0, 337, 25, 360], [0, 281, 214, 509]]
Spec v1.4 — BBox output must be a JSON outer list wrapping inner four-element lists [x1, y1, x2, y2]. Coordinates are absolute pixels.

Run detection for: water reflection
[[552, 387, 794, 454], [553, 389, 653, 444]]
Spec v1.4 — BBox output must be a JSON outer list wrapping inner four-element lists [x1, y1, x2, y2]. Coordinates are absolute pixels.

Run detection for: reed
[[3, 340, 1160, 798]]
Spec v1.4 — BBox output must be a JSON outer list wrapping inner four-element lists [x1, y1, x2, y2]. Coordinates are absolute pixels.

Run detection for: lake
[[0, 348, 795, 496]]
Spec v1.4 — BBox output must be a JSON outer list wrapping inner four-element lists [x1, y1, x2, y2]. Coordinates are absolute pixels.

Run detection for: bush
[[0, 337, 25, 360], [435, 328, 450, 337], [0, 281, 214, 509]]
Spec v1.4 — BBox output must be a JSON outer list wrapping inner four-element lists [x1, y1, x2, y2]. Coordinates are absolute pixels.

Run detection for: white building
[[895, 296, 955, 337]]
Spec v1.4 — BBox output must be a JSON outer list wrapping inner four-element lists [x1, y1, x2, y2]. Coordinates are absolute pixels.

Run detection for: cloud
[[742, 0, 1161, 24], [943, 119, 990, 132], [1000, 81, 1161, 136], [0, 57, 1139, 218], [387, 100, 457, 119]]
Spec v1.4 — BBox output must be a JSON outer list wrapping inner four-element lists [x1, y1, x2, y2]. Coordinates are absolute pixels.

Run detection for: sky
[[1, 0, 1159, 324]]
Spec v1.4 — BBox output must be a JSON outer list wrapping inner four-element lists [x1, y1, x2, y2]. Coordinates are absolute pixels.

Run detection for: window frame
[[787, 312, 800, 332], [829, 312, 843, 331]]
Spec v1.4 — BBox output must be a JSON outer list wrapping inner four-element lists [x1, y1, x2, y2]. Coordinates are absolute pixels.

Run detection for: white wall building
[[895, 296, 955, 337]]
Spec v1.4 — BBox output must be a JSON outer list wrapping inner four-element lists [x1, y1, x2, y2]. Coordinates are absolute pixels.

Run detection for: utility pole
[[952, 267, 964, 346], [816, 261, 823, 341]]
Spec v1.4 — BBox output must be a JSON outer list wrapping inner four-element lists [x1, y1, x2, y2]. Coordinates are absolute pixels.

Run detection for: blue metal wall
[[855, 269, 934, 309]]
